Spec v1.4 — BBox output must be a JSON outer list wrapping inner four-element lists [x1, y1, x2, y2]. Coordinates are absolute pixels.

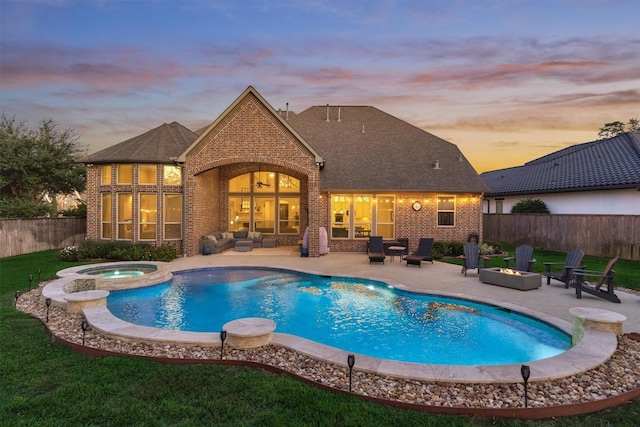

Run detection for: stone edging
[[49, 329, 640, 420]]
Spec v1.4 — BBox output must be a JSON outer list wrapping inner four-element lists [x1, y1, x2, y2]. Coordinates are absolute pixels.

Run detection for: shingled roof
[[481, 132, 640, 196], [287, 105, 488, 193], [82, 122, 197, 163]]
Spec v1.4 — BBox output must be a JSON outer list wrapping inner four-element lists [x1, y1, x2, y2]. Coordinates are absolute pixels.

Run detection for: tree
[[597, 121, 625, 139], [511, 199, 550, 214], [0, 115, 87, 217], [598, 117, 639, 139]]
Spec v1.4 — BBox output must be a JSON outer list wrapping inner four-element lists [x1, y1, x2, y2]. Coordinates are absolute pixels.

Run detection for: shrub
[[60, 239, 179, 262], [448, 242, 464, 257], [58, 245, 79, 262], [479, 243, 497, 255], [149, 244, 179, 262], [432, 241, 464, 258], [511, 198, 550, 214]]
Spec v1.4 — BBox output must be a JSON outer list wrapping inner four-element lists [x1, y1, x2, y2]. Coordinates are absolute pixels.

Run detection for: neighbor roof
[[481, 132, 640, 196], [287, 105, 488, 193], [82, 122, 197, 163]]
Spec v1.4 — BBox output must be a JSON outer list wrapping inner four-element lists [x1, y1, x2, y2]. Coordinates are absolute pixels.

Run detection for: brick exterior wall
[[85, 163, 184, 254], [184, 92, 320, 256], [324, 191, 483, 254], [85, 92, 484, 258]]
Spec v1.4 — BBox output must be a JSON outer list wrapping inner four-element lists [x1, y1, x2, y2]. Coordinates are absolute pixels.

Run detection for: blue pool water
[[107, 267, 571, 365]]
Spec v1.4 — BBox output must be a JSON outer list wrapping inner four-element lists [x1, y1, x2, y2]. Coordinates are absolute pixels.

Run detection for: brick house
[[82, 86, 488, 257]]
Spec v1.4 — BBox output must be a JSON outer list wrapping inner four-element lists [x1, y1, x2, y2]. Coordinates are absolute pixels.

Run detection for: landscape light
[[14, 291, 20, 307], [521, 364, 531, 408], [347, 354, 355, 392], [45, 297, 52, 323], [81, 319, 89, 346], [220, 329, 227, 360], [28, 275, 33, 291]]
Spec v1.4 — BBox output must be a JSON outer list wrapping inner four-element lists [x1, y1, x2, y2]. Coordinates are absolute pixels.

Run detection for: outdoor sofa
[[200, 231, 263, 254]]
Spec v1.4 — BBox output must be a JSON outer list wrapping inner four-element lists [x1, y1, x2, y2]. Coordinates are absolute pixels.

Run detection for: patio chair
[[404, 238, 434, 268], [461, 242, 489, 276], [368, 236, 386, 264], [503, 244, 536, 272], [568, 256, 621, 303], [543, 249, 584, 286]]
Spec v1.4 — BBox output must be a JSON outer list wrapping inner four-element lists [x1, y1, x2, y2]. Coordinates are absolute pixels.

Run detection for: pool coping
[[44, 264, 620, 384]]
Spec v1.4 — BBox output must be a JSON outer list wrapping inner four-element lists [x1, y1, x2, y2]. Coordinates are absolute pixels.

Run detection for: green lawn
[[440, 243, 640, 291], [1, 250, 638, 426]]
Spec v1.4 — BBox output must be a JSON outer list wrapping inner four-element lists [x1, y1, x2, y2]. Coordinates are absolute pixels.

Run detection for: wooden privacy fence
[[483, 214, 640, 261], [0, 218, 86, 258]]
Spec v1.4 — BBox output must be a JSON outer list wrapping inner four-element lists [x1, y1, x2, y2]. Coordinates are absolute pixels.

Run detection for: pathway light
[[45, 298, 52, 323], [81, 319, 89, 346], [347, 354, 355, 392], [521, 364, 531, 408], [220, 329, 227, 360]]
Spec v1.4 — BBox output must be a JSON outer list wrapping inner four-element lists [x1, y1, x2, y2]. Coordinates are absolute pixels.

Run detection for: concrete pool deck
[[47, 247, 635, 384]]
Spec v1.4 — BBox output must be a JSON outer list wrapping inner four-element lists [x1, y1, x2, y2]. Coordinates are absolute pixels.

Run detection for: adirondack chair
[[543, 249, 584, 286], [569, 256, 621, 303], [503, 245, 536, 272], [404, 238, 434, 268], [368, 236, 386, 264], [461, 242, 489, 276]]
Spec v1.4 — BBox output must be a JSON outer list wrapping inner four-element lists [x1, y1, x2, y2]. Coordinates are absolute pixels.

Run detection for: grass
[[1, 249, 639, 426], [440, 243, 640, 291]]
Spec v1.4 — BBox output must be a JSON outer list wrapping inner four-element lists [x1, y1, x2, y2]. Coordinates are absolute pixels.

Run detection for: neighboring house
[[82, 86, 488, 257], [481, 132, 640, 215]]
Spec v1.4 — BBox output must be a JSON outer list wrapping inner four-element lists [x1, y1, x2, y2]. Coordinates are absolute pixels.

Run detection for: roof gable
[[82, 121, 197, 163], [481, 132, 640, 195], [177, 86, 323, 163], [288, 105, 488, 192]]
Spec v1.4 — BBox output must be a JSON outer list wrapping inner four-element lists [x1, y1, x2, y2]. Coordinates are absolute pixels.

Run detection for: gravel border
[[15, 283, 640, 411]]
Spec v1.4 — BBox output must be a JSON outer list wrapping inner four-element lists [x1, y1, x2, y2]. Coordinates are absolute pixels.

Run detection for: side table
[[388, 246, 406, 263]]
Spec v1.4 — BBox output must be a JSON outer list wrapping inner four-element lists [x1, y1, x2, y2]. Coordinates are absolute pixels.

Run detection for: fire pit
[[479, 268, 542, 291]]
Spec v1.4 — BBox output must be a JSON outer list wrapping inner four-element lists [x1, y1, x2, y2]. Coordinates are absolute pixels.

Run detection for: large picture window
[[117, 165, 132, 184], [117, 193, 132, 239], [354, 195, 372, 238], [164, 194, 182, 239], [437, 195, 455, 226], [101, 166, 111, 185], [101, 193, 111, 238], [164, 165, 182, 185], [330, 194, 394, 239], [139, 194, 157, 240], [139, 165, 157, 185], [228, 172, 300, 234], [331, 195, 350, 238], [376, 196, 395, 238]]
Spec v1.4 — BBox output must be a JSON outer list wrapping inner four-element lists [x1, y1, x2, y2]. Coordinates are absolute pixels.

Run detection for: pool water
[[78, 265, 157, 279], [107, 267, 571, 365]]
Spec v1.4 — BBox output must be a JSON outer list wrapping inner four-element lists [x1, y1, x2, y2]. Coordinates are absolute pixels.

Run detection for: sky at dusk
[[1, 0, 638, 173]]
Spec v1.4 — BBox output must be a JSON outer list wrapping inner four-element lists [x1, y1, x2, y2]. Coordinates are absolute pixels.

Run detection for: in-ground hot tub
[[56, 261, 173, 291], [78, 264, 159, 278]]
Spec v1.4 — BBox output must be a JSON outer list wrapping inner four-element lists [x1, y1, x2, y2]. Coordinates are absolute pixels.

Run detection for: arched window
[[228, 172, 300, 234]]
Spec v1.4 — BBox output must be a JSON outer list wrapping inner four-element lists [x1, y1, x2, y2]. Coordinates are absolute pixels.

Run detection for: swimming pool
[[107, 267, 571, 366]]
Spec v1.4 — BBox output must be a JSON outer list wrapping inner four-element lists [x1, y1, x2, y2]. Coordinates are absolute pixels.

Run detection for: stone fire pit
[[479, 268, 542, 291]]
